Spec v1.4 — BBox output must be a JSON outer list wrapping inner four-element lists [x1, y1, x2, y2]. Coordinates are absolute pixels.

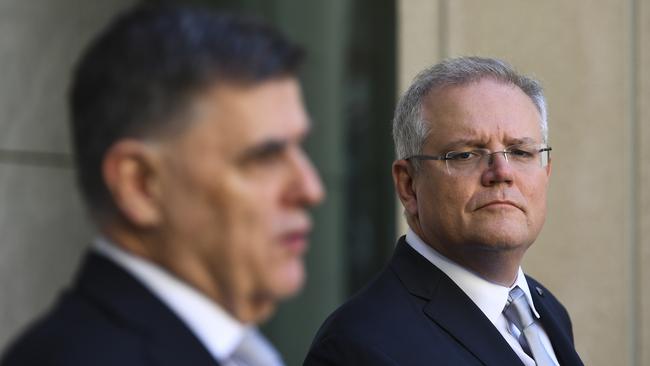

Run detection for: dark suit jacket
[[304, 237, 584, 366], [1, 252, 219, 366]]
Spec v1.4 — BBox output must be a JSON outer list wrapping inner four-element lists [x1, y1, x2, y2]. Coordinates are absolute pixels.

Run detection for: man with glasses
[[305, 57, 583, 365]]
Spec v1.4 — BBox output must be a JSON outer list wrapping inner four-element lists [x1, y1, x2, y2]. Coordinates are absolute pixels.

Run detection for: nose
[[480, 151, 514, 186], [288, 149, 325, 206]]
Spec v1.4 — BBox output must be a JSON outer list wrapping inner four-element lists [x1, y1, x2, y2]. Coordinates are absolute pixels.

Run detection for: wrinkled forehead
[[177, 77, 310, 152], [422, 79, 543, 148]]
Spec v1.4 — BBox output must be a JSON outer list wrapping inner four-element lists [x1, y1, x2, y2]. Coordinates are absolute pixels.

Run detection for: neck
[[100, 221, 275, 324]]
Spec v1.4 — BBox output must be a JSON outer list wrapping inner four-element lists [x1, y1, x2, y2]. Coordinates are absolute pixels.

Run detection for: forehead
[[422, 79, 542, 148], [181, 77, 309, 152]]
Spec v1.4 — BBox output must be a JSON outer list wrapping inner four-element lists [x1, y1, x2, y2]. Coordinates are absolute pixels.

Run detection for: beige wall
[[397, 1, 649, 365], [0, 0, 135, 350], [639, 0, 650, 364]]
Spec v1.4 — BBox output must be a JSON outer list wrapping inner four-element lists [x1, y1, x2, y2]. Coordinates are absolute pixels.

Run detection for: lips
[[279, 219, 312, 255], [476, 200, 523, 211]]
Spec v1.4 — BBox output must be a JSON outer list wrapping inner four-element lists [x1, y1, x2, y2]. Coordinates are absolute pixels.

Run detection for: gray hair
[[392, 57, 548, 162]]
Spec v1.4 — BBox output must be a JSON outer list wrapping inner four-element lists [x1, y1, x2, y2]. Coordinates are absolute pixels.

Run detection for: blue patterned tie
[[503, 287, 556, 366]]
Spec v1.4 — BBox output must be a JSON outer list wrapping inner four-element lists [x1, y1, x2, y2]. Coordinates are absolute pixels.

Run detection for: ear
[[392, 159, 419, 217], [545, 155, 552, 177], [102, 139, 164, 227]]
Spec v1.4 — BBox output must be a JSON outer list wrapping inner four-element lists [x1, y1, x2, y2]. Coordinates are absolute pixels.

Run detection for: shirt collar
[[405, 229, 540, 325], [92, 236, 247, 362]]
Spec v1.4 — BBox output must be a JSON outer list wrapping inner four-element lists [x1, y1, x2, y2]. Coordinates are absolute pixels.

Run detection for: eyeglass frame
[[405, 143, 552, 175]]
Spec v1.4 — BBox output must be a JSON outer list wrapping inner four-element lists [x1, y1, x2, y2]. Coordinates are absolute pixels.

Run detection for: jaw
[[227, 245, 306, 324], [413, 212, 532, 285], [459, 245, 527, 286]]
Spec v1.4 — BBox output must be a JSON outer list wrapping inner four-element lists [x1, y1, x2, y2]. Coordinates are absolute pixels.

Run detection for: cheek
[[418, 177, 473, 230], [436, 178, 474, 217], [235, 178, 282, 224], [518, 177, 549, 228], [216, 179, 286, 263], [164, 168, 271, 251], [528, 189, 548, 224]]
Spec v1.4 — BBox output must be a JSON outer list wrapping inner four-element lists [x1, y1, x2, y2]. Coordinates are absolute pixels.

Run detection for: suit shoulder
[[317, 266, 415, 335], [305, 269, 406, 366], [1, 290, 145, 366], [304, 333, 400, 366], [307, 267, 426, 362]]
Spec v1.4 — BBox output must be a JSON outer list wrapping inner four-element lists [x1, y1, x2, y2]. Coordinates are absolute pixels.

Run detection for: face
[[152, 78, 324, 322], [406, 79, 550, 262]]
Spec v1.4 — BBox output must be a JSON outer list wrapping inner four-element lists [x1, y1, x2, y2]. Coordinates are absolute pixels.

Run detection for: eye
[[255, 147, 285, 162], [445, 151, 479, 161], [508, 147, 535, 159]]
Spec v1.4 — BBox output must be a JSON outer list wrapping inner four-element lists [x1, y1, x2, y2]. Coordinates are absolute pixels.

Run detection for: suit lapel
[[391, 239, 524, 366], [528, 280, 584, 366], [74, 252, 220, 366]]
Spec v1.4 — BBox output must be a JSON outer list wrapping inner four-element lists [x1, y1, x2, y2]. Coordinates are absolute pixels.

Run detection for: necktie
[[503, 286, 556, 366], [229, 329, 285, 366]]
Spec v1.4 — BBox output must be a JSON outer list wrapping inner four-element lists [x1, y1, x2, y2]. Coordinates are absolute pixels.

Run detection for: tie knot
[[504, 286, 535, 330], [509, 286, 526, 302]]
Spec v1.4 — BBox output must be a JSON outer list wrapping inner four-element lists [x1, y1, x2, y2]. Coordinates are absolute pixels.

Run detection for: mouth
[[476, 200, 523, 211], [280, 225, 312, 255]]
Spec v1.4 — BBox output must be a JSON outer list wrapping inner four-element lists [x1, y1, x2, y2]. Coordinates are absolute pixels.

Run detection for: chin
[[468, 225, 531, 252], [473, 239, 525, 252], [268, 259, 305, 299]]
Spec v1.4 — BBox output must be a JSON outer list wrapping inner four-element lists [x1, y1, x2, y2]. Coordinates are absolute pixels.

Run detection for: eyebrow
[[238, 139, 289, 163], [439, 136, 539, 151], [439, 138, 485, 151], [236, 121, 312, 163], [506, 137, 538, 146]]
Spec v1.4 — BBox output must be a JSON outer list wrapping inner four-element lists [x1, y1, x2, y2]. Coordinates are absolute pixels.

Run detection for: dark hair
[[69, 4, 304, 217]]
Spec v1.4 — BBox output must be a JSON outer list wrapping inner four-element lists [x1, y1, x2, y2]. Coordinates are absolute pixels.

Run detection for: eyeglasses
[[406, 143, 551, 176]]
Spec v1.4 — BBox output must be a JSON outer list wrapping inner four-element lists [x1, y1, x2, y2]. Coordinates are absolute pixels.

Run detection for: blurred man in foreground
[[305, 57, 583, 365], [2, 4, 323, 366]]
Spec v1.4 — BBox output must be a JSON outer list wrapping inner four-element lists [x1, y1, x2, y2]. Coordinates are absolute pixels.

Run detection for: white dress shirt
[[93, 236, 283, 366], [405, 229, 560, 366]]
